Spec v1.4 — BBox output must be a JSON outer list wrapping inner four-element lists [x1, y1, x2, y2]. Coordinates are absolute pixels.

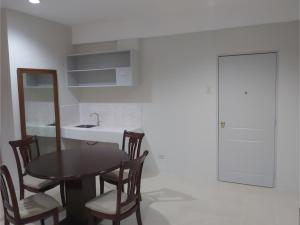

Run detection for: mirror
[[17, 68, 61, 156]]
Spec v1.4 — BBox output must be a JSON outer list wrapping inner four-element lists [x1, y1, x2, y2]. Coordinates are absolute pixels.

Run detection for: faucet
[[89, 113, 100, 126]]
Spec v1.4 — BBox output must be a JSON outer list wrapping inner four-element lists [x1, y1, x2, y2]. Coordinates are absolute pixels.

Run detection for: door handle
[[220, 121, 226, 128]]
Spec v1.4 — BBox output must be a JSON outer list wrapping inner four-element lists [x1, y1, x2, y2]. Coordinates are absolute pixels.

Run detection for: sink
[[75, 124, 96, 128], [62, 125, 142, 144]]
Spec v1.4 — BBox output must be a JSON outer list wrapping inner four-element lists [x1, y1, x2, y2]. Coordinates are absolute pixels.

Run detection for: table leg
[[61, 176, 96, 225]]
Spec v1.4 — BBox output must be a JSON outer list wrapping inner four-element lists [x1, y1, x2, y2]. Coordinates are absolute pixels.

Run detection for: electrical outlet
[[158, 154, 166, 160]]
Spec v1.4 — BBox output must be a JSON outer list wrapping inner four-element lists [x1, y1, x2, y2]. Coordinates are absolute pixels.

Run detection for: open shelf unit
[[66, 50, 138, 87]]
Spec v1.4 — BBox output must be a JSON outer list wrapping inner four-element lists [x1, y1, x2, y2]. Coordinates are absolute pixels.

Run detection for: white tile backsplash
[[25, 101, 55, 125], [47, 103, 143, 128], [79, 103, 142, 128], [25, 102, 81, 126], [60, 104, 80, 126]]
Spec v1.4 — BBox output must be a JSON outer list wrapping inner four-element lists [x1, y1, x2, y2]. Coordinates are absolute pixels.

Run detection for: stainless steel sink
[[75, 125, 96, 128]]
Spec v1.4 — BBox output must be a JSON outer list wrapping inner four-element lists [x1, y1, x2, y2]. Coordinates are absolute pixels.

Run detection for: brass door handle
[[220, 121, 226, 128]]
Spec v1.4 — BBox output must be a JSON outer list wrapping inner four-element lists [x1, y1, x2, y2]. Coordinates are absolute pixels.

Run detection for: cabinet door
[[116, 67, 133, 86]]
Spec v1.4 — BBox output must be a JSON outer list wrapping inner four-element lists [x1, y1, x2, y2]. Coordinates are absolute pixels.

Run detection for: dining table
[[26, 147, 129, 225]]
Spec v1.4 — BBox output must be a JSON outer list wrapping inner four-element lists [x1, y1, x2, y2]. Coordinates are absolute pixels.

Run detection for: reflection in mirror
[[28, 136, 41, 160], [18, 69, 61, 156]]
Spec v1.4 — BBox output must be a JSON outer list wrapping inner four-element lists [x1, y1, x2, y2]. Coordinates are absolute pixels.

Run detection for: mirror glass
[[18, 69, 61, 156]]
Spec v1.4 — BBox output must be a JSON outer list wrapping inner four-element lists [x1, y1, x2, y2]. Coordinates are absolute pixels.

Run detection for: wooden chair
[[0, 165, 61, 225], [100, 130, 145, 194], [9, 136, 65, 206], [86, 150, 149, 225]]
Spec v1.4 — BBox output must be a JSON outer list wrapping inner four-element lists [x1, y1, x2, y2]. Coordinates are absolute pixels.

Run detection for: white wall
[[72, 21, 299, 192], [0, 1, 2, 164], [298, 1, 300, 210], [1, 9, 14, 181], [0, 9, 77, 188], [298, 1, 300, 208], [71, 1, 299, 44]]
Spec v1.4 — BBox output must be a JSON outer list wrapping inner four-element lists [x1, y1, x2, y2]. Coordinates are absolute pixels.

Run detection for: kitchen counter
[[26, 124, 56, 138], [27, 123, 142, 145], [61, 125, 141, 145]]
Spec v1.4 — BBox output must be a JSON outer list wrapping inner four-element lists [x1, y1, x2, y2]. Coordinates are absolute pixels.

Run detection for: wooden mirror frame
[[17, 68, 61, 151]]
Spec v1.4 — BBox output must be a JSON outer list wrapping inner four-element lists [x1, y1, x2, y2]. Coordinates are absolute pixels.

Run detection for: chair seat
[[85, 190, 135, 215], [103, 169, 129, 181], [23, 175, 58, 190], [8, 193, 61, 219]]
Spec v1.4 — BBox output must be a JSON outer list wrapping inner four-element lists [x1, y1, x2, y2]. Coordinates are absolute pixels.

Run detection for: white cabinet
[[66, 50, 138, 87]]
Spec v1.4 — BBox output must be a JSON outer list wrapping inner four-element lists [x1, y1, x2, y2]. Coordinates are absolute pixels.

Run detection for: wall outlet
[[158, 154, 166, 160]]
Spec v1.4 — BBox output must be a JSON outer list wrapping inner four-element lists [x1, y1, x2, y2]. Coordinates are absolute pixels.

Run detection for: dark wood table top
[[26, 148, 129, 180]]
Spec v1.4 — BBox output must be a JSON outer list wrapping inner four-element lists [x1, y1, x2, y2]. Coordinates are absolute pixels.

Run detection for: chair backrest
[[122, 130, 145, 160], [9, 136, 40, 184], [116, 150, 149, 214], [0, 165, 20, 221]]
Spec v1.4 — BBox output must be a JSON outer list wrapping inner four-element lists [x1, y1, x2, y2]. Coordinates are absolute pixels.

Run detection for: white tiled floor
[[0, 174, 298, 225]]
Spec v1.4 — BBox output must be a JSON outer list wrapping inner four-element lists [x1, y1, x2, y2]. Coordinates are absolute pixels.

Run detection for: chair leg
[[136, 204, 142, 225], [53, 212, 59, 225], [60, 182, 66, 206], [20, 187, 24, 200], [4, 215, 9, 225], [100, 176, 104, 194], [40, 219, 45, 225], [113, 220, 120, 225], [121, 184, 124, 192], [88, 214, 95, 225]]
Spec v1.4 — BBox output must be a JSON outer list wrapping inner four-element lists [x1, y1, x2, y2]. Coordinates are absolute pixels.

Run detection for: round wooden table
[[26, 148, 129, 225]]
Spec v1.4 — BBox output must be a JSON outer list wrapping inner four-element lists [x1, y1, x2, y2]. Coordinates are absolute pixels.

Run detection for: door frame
[[216, 51, 279, 187]]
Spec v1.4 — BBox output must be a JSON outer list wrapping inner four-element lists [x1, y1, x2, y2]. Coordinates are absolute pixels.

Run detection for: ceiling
[[2, 0, 299, 27], [1, 0, 299, 43]]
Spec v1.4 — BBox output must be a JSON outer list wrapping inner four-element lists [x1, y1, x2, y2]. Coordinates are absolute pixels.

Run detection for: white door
[[218, 53, 277, 187]]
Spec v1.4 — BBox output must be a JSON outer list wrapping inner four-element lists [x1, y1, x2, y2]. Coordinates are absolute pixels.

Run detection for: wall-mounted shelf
[[66, 50, 138, 88], [24, 86, 53, 89]]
